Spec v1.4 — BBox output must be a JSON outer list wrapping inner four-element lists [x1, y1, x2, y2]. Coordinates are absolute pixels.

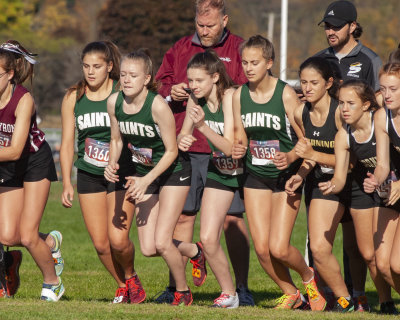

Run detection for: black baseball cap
[[318, 1, 357, 27]]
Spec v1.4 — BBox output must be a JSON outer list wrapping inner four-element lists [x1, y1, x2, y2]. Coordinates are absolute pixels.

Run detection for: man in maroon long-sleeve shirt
[[155, 0, 253, 306]]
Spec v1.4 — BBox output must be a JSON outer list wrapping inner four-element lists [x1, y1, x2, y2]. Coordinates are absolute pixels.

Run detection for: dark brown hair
[[339, 79, 379, 111], [0, 40, 35, 85], [299, 56, 341, 98], [187, 49, 235, 106], [122, 48, 158, 92], [67, 41, 121, 100], [352, 22, 363, 39], [387, 50, 400, 64]]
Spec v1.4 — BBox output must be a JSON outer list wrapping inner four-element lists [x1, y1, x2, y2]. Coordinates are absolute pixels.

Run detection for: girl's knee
[[199, 233, 218, 250], [92, 241, 111, 256], [253, 243, 270, 262], [0, 233, 20, 247], [360, 249, 375, 266], [269, 242, 289, 262], [155, 237, 170, 256], [140, 245, 157, 257], [310, 242, 330, 264], [376, 258, 391, 276], [109, 237, 131, 253], [20, 233, 39, 248], [390, 255, 400, 275]]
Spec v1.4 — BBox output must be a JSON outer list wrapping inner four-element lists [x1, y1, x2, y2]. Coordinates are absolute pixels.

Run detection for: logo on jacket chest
[[346, 62, 362, 78]]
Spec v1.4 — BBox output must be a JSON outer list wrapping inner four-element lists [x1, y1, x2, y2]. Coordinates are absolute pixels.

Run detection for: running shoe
[[294, 293, 310, 310], [190, 242, 207, 287], [353, 295, 370, 312], [303, 267, 326, 311], [274, 290, 302, 309], [236, 285, 255, 306], [126, 274, 146, 304], [49, 231, 64, 276], [0, 244, 7, 297], [331, 296, 354, 312], [40, 277, 65, 301], [211, 292, 239, 308], [380, 301, 399, 315], [0, 285, 6, 298], [112, 287, 128, 304], [5, 250, 22, 297], [153, 286, 175, 304], [324, 290, 336, 311], [171, 289, 193, 306]]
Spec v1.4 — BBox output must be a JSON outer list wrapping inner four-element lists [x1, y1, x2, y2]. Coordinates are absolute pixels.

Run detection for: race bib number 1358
[[249, 140, 280, 165]]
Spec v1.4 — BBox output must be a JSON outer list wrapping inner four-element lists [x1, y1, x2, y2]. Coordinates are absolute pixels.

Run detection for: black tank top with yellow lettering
[[302, 98, 338, 178]]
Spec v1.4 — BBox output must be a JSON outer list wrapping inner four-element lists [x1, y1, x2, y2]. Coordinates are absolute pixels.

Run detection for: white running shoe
[[49, 231, 64, 276], [40, 277, 65, 301], [212, 292, 239, 308]]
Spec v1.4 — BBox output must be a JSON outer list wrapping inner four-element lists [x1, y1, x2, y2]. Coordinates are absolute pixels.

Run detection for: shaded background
[[1, 0, 398, 125]]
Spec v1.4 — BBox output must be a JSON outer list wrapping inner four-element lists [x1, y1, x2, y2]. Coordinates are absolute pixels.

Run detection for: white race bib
[[83, 138, 109, 167], [212, 151, 243, 175], [249, 140, 280, 165], [128, 143, 154, 167]]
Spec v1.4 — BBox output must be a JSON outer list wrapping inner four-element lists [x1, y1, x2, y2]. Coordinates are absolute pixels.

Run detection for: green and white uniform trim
[[240, 80, 298, 178], [115, 90, 181, 176], [199, 98, 243, 187], [74, 81, 117, 175]]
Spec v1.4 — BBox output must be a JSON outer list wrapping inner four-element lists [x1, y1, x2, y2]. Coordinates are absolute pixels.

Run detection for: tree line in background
[[0, 0, 398, 122]]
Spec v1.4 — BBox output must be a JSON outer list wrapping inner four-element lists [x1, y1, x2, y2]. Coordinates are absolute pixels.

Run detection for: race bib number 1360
[[84, 138, 109, 167]]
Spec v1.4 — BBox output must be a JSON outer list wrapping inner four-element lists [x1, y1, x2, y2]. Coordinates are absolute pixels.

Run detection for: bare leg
[[374, 206, 400, 293], [79, 192, 125, 287], [309, 199, 350, 298], [168, 213, 196, 287], [389, 211, 400, 293], [155, 186, 191, 291], [269, 192, 313, 282], [20, 180, 57, 284], [351, 208, 391, 303], [244, 187, 296, 294], [200, 187, 236, 295], [0, 187, 23, 246], [107, 190, 136, 279]]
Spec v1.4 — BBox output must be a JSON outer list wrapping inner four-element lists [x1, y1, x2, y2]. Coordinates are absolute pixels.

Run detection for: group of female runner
[[1, 34, 400, 313]]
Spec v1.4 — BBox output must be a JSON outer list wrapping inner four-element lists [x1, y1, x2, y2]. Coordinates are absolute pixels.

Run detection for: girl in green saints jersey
[[177, 50, 240, 308], [232, 35, 324, 309], [105, 49, 201, 306], [60, 41, 145, 304]]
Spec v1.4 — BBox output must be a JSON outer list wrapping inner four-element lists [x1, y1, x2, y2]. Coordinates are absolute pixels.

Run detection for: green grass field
[[0, 182, 398, 319]]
